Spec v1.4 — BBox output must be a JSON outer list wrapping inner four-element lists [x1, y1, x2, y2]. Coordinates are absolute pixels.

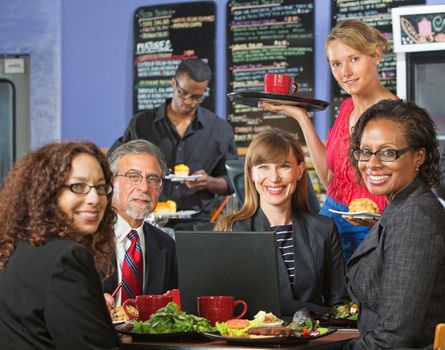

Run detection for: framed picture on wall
[[392, 4, 445, 53]]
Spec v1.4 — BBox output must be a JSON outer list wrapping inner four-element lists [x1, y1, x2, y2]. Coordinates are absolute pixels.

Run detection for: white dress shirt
[[114, 214, 146, 306]]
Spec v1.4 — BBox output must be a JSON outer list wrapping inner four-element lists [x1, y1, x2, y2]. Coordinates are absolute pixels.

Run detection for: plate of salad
[[201, 309, 336, 345], [320, 302, 359, 327], [115, 302, 214, 340]]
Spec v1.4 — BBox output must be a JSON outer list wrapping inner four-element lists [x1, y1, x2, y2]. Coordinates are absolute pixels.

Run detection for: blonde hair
[[325, 19, 390, 58], [215, 128, 309, 231]]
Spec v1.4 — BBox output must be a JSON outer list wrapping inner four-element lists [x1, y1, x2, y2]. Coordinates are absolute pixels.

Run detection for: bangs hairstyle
[[248, 132, 304, 167], [215, 128, 309, 231], [326, 19, 390, 58], [0, 141, 116, 274], [349, 99, 440, 188]]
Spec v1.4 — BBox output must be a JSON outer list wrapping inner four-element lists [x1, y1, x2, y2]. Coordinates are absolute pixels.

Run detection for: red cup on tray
[[264, 73, 298, 95], [197, 295, 247, 326], [123, 293, 172, 321]]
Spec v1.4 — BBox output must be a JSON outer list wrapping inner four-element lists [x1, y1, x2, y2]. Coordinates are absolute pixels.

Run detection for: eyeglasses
[[352, 147, 414, 162], [174, 78, 205, 103], [116, 171, 163, 189], [63, 183, 113, 195]]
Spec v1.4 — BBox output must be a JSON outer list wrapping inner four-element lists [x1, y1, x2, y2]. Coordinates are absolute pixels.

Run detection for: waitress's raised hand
[[259, 101, 309, 124]]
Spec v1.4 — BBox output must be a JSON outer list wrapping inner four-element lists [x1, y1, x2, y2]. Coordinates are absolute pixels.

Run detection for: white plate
[[165, 174, 202, 182], [328, 209, 381, 219], [149, 210, 200, 219], [260, 320, 284, 327]]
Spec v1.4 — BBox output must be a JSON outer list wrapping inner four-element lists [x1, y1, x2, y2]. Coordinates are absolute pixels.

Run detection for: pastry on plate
[[174, 164, 190, 177], [348, 198, 379, 214], [153, 200, 177, 213]]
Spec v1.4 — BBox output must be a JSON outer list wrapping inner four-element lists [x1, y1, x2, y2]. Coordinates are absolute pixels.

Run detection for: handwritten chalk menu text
[[134, 2, 216, 113], [227, 0, 315, 148], [330, 0, 425, 120]]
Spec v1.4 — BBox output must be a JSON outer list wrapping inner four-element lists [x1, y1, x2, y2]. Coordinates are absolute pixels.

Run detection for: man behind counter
[[110, 59, 238, 230]]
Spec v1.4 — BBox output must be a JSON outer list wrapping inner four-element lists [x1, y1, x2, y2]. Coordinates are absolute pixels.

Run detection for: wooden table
[[121, 329, 359, 349]]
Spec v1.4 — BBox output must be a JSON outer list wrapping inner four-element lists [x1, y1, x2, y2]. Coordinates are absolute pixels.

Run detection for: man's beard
[[126, 194, 153, 220]]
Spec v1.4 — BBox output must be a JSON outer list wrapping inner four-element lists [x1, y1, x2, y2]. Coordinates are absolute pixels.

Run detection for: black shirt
[[110, 99, 238, 230]]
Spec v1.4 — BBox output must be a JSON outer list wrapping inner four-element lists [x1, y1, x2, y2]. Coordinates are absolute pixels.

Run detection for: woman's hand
[[258, 101, 309, 124], [344, 216, 378, 227], [104, 293, 115, 311]]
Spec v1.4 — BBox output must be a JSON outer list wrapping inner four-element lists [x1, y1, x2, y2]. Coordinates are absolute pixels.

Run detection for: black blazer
[[0, 238, 121, 350], [232, 209, 348, 316], [103, 222, 178, 296]]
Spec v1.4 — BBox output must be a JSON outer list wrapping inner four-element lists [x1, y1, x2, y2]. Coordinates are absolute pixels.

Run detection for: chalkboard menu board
[[227, 0, 315, 149], [330, 0, 425, 119], [134, 2, 216, 113]]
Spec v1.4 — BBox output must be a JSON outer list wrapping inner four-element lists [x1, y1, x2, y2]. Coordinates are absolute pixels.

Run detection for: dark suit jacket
[[344, 179, 445, 349], [0, 238, 121, 350], [232, 209, 348, 316], [103, 222, 178, 296]]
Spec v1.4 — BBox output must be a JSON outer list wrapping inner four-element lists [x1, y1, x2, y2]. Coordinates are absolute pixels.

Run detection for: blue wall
[[61, 0, 333, 147], [0, 0, 61, 149], [1, 0, 444, 149]]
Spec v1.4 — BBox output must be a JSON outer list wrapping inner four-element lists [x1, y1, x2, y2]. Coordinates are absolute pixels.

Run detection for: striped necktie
[[121, 230, 143, 302]]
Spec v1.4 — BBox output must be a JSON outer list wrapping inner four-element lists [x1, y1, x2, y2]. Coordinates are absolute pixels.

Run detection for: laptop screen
[[175, 231, 281, 318]]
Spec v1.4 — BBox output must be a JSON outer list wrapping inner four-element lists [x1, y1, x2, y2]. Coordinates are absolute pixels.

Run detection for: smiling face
[[251, 150, 305, 212], [57, 153, 108, 234], [327, 39, 380, 96], [112, 153, 162, 228], [171, 74, 208, 115], [358, 119, 425, 201]]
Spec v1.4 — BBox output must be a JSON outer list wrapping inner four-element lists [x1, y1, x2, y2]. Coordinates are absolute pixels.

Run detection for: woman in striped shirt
[[216, 128, 348, 316]]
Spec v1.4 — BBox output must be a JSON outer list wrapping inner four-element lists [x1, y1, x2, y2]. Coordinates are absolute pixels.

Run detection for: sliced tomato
[[226, 319, 250, 329]]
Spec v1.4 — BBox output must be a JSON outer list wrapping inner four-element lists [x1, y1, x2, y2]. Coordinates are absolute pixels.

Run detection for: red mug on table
[[197, 296, 247, 325], [123, 294, 172, 321], [264, 73, 298, 95]]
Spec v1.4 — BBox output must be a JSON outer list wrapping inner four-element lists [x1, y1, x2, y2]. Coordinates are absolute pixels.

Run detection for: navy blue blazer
[[232, 208, 348, 316], [103, 222, 178, 296]]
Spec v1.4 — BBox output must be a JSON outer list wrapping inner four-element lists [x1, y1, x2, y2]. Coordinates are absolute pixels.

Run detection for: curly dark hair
[[0, 142, 116, 275], [349, 99, 440, 188]]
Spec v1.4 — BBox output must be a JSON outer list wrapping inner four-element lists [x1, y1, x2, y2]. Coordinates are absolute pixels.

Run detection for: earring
[[415, 166, 420, 173]]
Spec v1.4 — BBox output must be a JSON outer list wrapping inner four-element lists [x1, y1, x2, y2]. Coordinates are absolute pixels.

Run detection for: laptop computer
[[175, 231, 281, 318]]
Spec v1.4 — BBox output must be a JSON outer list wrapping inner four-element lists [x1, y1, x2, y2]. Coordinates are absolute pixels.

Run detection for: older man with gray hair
[[103, 140, 178, 308]]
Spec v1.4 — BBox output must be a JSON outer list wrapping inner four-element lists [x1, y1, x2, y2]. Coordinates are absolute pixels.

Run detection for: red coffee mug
[[264, 73, 298, 95], [123, 294, 172, 321], [197, 296, 248, 326]]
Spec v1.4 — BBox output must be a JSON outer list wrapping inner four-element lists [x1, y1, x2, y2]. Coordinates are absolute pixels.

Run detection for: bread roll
[[348, 198, 379, 214]]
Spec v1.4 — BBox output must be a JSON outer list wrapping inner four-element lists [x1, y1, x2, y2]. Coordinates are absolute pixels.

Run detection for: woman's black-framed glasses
[[116, 171, 163, 189], [353, 147, 415, 162], [63, 183, 113, 195], [174, 78, 205, 103]]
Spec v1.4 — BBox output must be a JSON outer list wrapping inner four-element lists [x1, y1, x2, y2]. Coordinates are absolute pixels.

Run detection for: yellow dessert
[[153, 200, 177, 213], [348, 198, 379, 214], [174, 164, 190, 177]]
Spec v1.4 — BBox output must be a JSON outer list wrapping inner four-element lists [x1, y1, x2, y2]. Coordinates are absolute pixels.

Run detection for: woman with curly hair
[[343, 100, 445, 349], [0, 142, 120, 349]]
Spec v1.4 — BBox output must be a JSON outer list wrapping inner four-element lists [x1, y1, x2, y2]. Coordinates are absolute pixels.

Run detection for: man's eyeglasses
[[352, 147, 414, 162], [63, 183, 113, 195], [174, 78, 205, 103], [116, 171, 163, 189]]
